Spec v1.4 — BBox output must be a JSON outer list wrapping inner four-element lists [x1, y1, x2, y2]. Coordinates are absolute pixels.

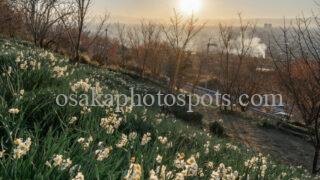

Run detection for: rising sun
[[179, 0, 202, 15]]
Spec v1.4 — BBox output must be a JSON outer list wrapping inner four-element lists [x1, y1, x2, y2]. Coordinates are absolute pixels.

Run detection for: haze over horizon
[[92, 0, 316, 24]]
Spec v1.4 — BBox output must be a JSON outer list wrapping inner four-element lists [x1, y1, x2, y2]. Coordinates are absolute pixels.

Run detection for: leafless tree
[[115, 22, 128, 67], [191, 50, 206, 93], [162, 10, 205, 92], [89, 26, 111, 65], [71, 0, 92, 61], [0, 0, 23, 37], [216, 15, 261, 111], [217, 24, 233, 101], [139, 20, 162, 76], [127, 22, 161, 75], [269, 17, 320, 173], [13, 0, 71, 47], [56, 0, 108, 62]]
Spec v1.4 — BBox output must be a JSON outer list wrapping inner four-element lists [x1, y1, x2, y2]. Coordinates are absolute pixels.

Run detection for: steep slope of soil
[[199, 106, 315, 170]]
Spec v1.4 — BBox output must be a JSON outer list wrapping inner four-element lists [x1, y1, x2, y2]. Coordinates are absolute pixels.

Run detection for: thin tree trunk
[[313, 118, 320, 174], [192, 60, 203, 94], [141, 53, 147, 77], [170, 51, 183, 93], [312, 146, 320, 174], [75, 27, 82, 61]]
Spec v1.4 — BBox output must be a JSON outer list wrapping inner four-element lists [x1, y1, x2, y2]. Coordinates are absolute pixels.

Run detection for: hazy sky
[[93, 0, 316, 22]]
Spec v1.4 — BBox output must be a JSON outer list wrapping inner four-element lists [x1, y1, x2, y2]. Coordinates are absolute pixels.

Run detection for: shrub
[[210, 121, 225, 137], [165, 105, 203, 126], [258, 118, 275, 129]]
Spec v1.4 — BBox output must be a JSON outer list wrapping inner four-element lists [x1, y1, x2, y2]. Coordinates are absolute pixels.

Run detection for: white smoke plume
[[230, 36, 267, 59]]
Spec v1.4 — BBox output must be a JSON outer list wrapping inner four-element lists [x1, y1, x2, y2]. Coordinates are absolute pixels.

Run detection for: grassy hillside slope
[[0, 38, 314, 179]]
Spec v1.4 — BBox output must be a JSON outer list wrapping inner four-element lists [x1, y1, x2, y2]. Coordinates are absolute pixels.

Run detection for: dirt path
[[198, 106, 315, 170]]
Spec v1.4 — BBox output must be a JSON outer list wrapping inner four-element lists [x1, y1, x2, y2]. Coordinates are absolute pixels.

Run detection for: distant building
[[264, 23, 272, 29]]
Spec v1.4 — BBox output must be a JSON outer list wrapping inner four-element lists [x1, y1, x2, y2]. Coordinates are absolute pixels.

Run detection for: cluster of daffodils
[[15, 52, 24, 64], [2, 41, 12, 49], [14, 89, 25, 99], [154, 113, 165, 124], [53, 66, 68, 78], [210, 163, 239, 180], [48, 52, 55, 61], [8, 89, 25, 100], [71, 172, 85, 180], [77, 135, 93, 150], [124, 158, 142, 180], [244, 153, 268, 178], [47, 154, 73, 170], [0, 149, 5, 158], [29, 59, 41, 70], [80, 105, 92, 115], [141, 132, 152, 145], [149, 165, 170, 180], [213, 144, 221, 152], [156, 155, 163, 164], [158, 136, 168, 145], [120, 105, 134, 119], [47, 52, 57, 66], [8, 108, 20, 114], [71, 79, 103, 94], [206, 161, 215, 170], [13, 138, 32, 159], [94, 82, 103, 94], [19, 61, 28, 70], [15, 52, 41, 71], [95, 146, 112, 161], [226, 143, 239, 151], [100, 113, 123, 134], [39, 51, 68, 67], [116, 134, 128, 148], [157, 136, 173, 148], [149, 170, 159, 180], [128, 132, 138, 141], [204, 141, 210, 154], [2, 66, 12, 76], [174, 153, 199, 177], [69, 116, 78, 125], [71, 79, 92, 93]]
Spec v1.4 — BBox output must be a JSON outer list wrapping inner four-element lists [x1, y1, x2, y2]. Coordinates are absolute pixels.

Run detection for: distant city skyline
[[92, 0, 316, 23]]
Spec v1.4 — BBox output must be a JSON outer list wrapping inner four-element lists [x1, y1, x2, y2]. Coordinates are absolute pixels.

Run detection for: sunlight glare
[[179, 0, 202, 15]]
